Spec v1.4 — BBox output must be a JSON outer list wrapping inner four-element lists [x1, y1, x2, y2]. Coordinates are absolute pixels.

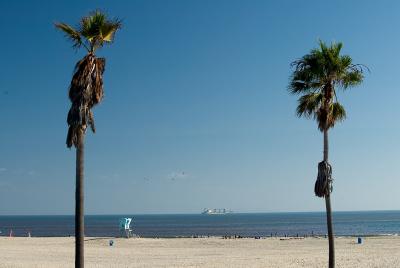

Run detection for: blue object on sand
[[357, 237, 363, 244], [109, 240, 114, 246]]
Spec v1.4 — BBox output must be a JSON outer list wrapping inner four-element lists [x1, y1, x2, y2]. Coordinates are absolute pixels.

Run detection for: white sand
[[1, 236, 399, 268]]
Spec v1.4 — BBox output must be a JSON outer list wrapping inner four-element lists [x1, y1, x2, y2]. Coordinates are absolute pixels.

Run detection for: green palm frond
[[296, 93, 323, 119], [338, 64, 366, 89], [289, 40, 366, 131], [289, 67, 323, 94], [330, 102, 346, 124], [100, 20, 122, 42], [54, 23, 82, 49], [315, 101, 347, 131], [316, 102, 346, 131], [80, 10, 106, 41], [79, 10, 121, 51], [56, 10, 122, 53]]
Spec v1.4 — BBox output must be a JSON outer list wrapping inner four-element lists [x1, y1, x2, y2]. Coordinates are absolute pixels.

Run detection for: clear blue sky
[[0, 0, 399, 215]]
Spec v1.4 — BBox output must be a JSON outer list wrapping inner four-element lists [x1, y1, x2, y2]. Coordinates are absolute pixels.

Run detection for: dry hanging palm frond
[[314, 161, 333, 197], [66, 53, 106, 148]]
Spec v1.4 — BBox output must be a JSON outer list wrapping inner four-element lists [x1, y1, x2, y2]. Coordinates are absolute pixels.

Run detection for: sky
[[0, 0, 399, 215]]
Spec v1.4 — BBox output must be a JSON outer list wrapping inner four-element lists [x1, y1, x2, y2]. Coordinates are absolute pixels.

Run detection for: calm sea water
[[0, 211, 399, 237]]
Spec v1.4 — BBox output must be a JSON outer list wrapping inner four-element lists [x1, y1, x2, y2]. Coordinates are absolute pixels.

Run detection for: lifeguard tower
[[119, 218, 133, 238]]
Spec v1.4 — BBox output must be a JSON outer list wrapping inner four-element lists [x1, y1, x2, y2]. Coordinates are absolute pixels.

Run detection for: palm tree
[[289, 41, 366, 268], [55, 11, 121, 268]]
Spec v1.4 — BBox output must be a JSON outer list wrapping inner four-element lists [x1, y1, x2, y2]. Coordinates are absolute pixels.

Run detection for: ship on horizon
[[201, 208, 233, 215]]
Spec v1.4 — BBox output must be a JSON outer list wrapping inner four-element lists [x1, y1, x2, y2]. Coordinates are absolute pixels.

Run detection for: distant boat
[[201, 208, 233, 215]]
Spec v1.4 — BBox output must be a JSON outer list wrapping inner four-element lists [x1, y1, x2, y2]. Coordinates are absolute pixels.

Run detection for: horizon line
[[1, 209, 399, 217]]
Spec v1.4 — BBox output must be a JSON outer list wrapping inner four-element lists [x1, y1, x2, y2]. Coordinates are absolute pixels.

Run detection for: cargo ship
[[201, 208, 233, 215]]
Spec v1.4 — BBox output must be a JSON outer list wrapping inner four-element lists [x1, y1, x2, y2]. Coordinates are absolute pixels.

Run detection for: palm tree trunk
[[323, 129, 335, 268], [75, 129, 85, 268]]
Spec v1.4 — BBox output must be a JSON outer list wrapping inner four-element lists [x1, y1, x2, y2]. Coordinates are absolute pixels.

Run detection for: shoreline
[[2, 211, 399, 239], [1, 233, 398, 238]]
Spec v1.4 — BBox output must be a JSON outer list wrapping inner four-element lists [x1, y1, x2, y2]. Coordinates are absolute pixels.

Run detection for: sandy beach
[[1, 236, 399, 268]]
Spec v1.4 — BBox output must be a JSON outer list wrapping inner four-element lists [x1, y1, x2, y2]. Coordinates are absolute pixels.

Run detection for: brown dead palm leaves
[[66, 54, 105, 148]]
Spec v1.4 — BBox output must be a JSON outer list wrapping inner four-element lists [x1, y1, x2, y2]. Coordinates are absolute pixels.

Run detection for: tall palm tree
[[55, 11, 121, 268], [289, 41, 366, 268]]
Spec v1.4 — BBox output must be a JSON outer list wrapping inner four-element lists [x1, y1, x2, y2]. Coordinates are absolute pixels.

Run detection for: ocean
[[0, 211, 399, 238]]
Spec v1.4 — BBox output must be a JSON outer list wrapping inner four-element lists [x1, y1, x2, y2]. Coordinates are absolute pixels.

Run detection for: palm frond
[[55, 23, 82, 49], [329, 102, 346, 125], [339, 70, 364, 89], [289, 40, 366, 131], [296, 93, 323, 119], [289, 62, 323, 94], [100, 20, 122, 42], [79, 10, 122, 52], [80, 11, 105, 41], [316, 101, 347, 131]]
